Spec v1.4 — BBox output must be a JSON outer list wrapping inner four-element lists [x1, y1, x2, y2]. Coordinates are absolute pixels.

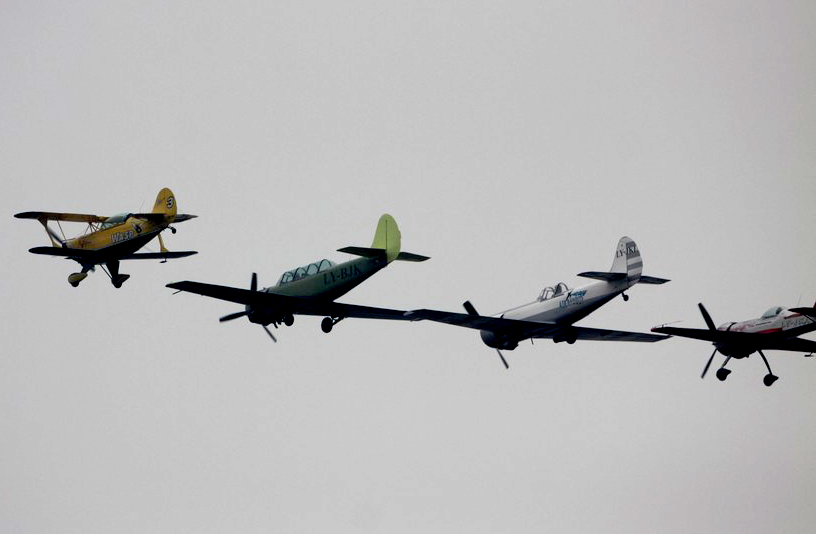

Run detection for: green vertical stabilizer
[[371, 214, 401, 263]]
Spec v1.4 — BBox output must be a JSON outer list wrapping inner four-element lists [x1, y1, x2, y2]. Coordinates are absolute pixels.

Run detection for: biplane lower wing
[[653, 323, 816, 351], [125, 251, 198, 260], [29, 246, 197, 262], [406, 309, 668, 342], [166, 280, 414, 321]]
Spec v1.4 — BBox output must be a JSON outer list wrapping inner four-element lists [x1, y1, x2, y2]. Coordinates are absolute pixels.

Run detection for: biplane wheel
[[716, 368, 731, 382], [70, 281, 80, 288], [68, 272, 87, 287], [321, 317, 333, 333], [763, 374, 779, 387], [112, 274, 130, 288], [283, 315, 294, 327]]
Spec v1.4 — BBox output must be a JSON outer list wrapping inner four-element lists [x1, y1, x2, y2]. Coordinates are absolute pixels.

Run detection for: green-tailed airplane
[[166, 214, 428, 342]]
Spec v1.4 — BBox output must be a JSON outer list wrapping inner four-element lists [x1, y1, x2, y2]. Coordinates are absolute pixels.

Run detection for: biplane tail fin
[[152, 187, 178, 222]]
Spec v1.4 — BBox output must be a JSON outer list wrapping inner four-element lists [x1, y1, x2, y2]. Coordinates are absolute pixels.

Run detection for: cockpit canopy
[[277, 259, 336, 286], [761, 306, 785, 319], [538, 282, 570, 302], [100, 212, 132, 230]]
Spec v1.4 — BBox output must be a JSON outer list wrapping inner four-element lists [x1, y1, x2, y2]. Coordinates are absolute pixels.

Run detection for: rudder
[[371, 214, 401, 262], [152, 187, 178, 221], [610, 236, 642, 281]]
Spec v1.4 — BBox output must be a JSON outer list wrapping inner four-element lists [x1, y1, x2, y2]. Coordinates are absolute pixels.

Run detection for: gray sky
[[2, 1, 816, 532]]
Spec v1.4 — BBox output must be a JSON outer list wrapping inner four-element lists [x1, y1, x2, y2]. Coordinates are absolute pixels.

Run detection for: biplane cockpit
[[538, 282, 570, 302], [99, 213, 132, 230], [277, 259, 337, 286]]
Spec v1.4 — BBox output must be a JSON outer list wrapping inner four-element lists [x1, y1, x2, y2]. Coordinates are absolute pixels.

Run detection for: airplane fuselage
[[480, 279, 632, 348], [246, 256, 389, 325], [714, 308, 813, 359]]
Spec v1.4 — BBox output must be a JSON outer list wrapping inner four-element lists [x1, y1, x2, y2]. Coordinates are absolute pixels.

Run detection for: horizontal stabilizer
[[577, 271, 626, 282], [790, 307, 816, 318], [337, 246, 387, 258], [396, 251, 430, 262], [124, 251, 198, 260], [638, 275, 670, 284]]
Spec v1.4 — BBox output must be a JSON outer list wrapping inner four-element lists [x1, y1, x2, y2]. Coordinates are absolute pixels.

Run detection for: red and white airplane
[[653, 303, 816, 386]]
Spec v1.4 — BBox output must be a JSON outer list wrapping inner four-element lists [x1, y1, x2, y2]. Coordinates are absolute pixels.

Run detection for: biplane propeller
[[15, 187, 197, 288]]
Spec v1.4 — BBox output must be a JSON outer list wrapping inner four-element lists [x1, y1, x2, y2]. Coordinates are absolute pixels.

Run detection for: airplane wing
[[542, 326, 668, 342], [15, 211, 108, 223], [124, 251, 198, 260], [405, 309, 667, 342], [652, 325, 816, 351], [28, 246, 101, 260], [131, 213, 198, 223], [166, 281, 415, 321]]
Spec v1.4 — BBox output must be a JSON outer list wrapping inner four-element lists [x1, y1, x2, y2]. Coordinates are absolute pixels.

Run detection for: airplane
[[405, 236, 670, 368], [15, 187, 197, 288], [652, 303, 816, 386], [165, 214, 429, 342]]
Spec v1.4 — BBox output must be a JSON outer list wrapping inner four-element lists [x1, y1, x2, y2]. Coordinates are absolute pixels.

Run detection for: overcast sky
[[2, 1, 816, 532]]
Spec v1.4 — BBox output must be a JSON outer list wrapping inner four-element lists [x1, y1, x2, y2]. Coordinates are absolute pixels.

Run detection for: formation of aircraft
[[652, 303, 816, 386], [165, 214, 429, 342], [405, 237, 670, 368], [15, 191, 814, 385], [15, 188, 196, 287]]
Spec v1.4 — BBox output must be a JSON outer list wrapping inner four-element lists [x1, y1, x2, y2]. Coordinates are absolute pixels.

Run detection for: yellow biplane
[[15, 187, 197, 288]]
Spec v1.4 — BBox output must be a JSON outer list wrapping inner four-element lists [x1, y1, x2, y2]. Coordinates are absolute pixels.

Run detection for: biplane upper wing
[[15, 211, 108, 223], [166, 280, 415, 321], [405, 309, 668, 342]]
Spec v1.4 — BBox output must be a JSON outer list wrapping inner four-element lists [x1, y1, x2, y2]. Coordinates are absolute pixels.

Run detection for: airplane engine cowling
[[480, 330, 518, 350]]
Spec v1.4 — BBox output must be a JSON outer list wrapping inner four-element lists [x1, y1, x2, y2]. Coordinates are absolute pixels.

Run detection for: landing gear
[[716, 368, 731, 381], [622, 292, 629, 302], [758, 350, 778, 387], [321, 316, 343, 333], [283, 315, 294, 327], [105, 260, 130, 288], [68, 272, 88, 287]]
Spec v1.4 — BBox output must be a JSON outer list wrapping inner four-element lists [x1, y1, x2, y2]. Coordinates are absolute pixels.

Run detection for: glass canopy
[[277, 259, 336, 285], [760, 306, 784, 319], [100, 213, 131, 230], [538, 282, 570, 302]]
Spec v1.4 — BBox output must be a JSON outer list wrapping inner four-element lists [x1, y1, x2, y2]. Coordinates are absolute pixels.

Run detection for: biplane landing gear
[[106, 260, 130, 288], [321, 316, 343, 333], [622, 292, 629, 302], [68, 272, 88, 287], [758, 350, 778, 387], [283, 315, 294, 327]]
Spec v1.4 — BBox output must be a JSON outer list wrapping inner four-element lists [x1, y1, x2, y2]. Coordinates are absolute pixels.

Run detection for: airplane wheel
[[622, 293, 629, 302], [716, 368, 731, 382], [763, 374, 779, 387], [113, 280, 123, 288], [70, 281, 80, 288], [284, 315, 294, 327], [321, 317, 333, 333]]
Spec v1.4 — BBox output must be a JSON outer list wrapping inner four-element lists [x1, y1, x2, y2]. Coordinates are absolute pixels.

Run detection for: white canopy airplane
[[652, 303, 816, 386], [406, 236, 670, 368]]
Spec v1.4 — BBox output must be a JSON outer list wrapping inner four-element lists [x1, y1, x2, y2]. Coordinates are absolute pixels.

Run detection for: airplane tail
[[610, 236, 642, 281], [578, 236, 669, 285], [152, 187, 178, 222], [337, 214, 430, 263]]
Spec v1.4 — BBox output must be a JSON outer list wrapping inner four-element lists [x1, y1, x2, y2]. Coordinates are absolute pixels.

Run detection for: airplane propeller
[[218, 273, 277, 342], [463, 300, 509, 369], [698, 303, 717, 379]]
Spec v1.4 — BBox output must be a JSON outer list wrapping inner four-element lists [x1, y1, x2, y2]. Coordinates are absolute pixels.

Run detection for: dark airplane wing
[[652, 324, 816, 351], [124, 251, 198, 260], [28, 246, 100, 260], [406, 309, 667, 342], [166, 280, 415, 321]]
